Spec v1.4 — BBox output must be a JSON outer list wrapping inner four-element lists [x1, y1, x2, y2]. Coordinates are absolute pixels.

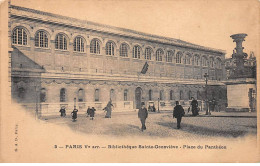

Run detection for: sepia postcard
[[0, 0, 259, 163]]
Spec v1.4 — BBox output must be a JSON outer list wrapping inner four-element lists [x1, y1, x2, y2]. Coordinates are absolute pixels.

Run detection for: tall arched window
[[18, 87, 25, 99], [106, 41, 115, 55], [149, 90, 152, 101], [197, 90, 201, 100], [60, 88, 66, 102], [74, 36, 84, 52], [110, 89, 116, 101], [202, 56, 208, 67], [12, 27, 28, 45], [216, 58, 222, 69], [166, 51, 173, 62], [156, 49, 163, 61], [160, 90, 164, 100], [188, 90, 192, 100], [145, 47, 152, 60], [90, 39, 100, 54], [133, 45, 141, 59], [120, 43, 128, 57], [55, 33, 67, 50], [35, 30, 48, 48], [170, 90, 174, 100], [209, 57, 214, 68], [185, 54, 191, 65], [40, 88, 47, 102], [94, 89, 100, 101], [176, 52, 182, 64], [180, 90, 183, 100], [194, 55, 200, 66], [124, 89, 128, 101], [78, 88, 84, 102]]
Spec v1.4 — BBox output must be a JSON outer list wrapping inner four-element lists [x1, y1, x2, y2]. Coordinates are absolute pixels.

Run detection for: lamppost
[[34, 81, 39, 120], [157, 98, 160, 113], [74, 97, 76, 108], [204, 73, 210, 115]]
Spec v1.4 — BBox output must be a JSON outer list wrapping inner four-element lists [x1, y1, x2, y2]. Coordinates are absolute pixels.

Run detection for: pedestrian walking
[[59, 107, 66, 117], [90, 107, 96, 120], [71, 107, 78, 122], [138, 102, 148, 132], [86, 106, 91, 117], [173, 101, 185, 129], [190, 97, 199, 116], [104, 99, 113, 118]]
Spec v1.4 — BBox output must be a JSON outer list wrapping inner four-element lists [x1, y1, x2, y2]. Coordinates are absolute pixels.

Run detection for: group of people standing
[[59, 100, 114, 121], [138, 97, 200, 130]]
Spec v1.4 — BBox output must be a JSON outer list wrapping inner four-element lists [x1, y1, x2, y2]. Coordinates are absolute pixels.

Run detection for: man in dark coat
[[190, 97, 199, 116], [71, 107, 78, 121], [173, 101, 185, 129], [59, 107, 66, 117], [90, 107, 96, 120], [86, 106, 91, 117], [138, 102, 148, 132]]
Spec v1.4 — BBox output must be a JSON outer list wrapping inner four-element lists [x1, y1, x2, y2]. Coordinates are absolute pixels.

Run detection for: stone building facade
[[9, 5, 227, 116]]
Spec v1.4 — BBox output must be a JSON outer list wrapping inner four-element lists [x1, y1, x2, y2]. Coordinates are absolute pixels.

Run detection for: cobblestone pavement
[[42, 111, 257, 139]]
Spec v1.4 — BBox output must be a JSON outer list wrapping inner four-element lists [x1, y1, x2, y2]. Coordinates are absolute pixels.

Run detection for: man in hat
[[59, 107, 66, 117], [138, 102, 148, 132], [173, 101, 185, 129]]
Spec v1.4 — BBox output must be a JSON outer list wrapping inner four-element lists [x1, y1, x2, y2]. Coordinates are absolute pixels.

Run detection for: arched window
[[133, 45, 141, 59], [188, 90, 192, 100], [202, 56, 208, 67], [176, 52, 182, 64], [124, 89, 128, 101], [74, 36, 84, 52], [35, 30, 48, 48], [120, 43, 128, 57], [209, 57, 214, 68], [94, 89, 100, 101], [106, 41, 115, 56], [185, 54, 191, 65], [149, 90, 152, 101], [55, 33, 67, 50], [12, 27, 28, 45], [194, 55, 200, 66], [90, 39, 100, 54], [216, 58, 222, 69], [78, 88, 84, 102], [156, 49, 163, 61], [180, 90, 183, 100], [197, 90, 201, 100], [166, 51, 173, 62], [60, 88, 66, 102], [145, 47, 152, 60], [40, 88, 47, 102], [110, 89, 116, 101], [170, 90, 174, 100], [18, 87, 25, 99], [159, 90, 164, 100]]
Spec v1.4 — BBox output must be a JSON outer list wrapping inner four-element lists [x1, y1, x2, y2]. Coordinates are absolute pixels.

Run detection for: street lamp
[[204, 73, 210, 115], [34, 82, 39, 120], [158, 98, 160, 113]]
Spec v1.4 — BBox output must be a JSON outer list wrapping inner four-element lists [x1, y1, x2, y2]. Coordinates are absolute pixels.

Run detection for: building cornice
[[11, 69, 225, 86], [10, 5, 226, 55]]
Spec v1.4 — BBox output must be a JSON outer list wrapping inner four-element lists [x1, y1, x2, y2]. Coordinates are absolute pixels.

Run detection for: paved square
[[43, 111, 257, 139]]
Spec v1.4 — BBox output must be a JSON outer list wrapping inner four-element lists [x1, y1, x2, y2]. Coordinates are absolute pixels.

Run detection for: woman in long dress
[[105, 100, 113, 118]]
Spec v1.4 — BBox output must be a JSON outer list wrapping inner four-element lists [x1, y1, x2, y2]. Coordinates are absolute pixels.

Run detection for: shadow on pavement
[[156, 121, 253, 138]]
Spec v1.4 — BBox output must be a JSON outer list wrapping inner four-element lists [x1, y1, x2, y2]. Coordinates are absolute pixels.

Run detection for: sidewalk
[[188, 111, 257, 118]]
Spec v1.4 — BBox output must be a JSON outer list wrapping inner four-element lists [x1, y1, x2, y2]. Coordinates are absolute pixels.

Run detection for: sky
[[10, 0, 259, 58]]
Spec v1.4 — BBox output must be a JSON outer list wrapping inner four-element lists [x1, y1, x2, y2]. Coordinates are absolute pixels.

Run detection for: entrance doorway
[[135, 87, 142, 109]]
